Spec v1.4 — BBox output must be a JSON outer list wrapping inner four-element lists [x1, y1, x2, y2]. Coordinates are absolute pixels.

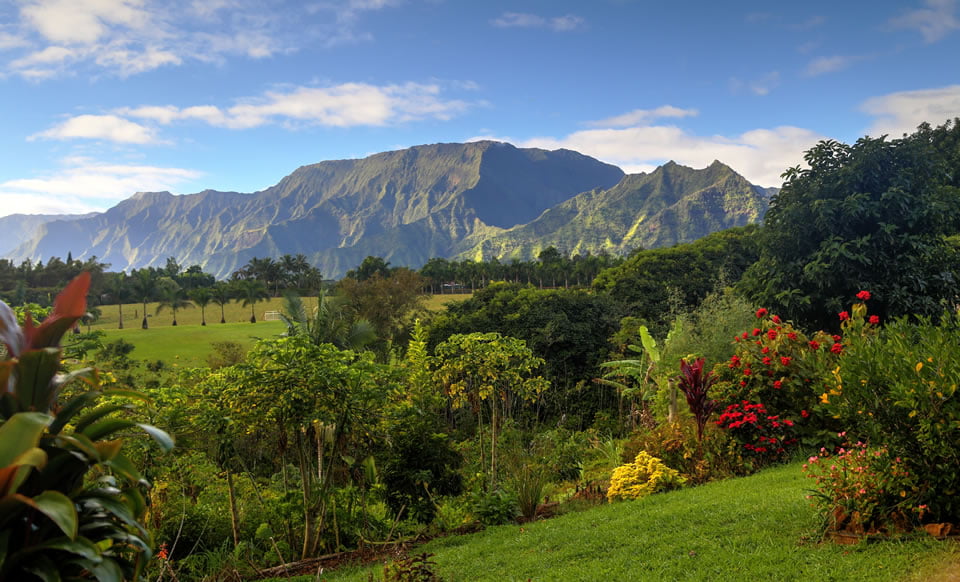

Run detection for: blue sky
[[1, 0, 958, 217]]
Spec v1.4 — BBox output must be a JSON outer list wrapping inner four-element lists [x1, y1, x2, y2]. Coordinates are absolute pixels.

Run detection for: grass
[[83, 293, 472, 367], [275, 463, 959, 582]]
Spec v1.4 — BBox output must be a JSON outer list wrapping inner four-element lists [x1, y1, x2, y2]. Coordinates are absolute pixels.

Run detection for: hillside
[[455, 160, 772, 261]]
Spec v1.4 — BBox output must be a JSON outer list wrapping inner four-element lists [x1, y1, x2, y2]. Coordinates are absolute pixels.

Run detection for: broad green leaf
[[639, 326, 660, 364], [80, 419, 136, 442], [23, 559, 60, 582], [13, 349, 61, 412], [49, 391, 100, 435], [103, 453, 143, 484], [32, 490, 78, 539], [0, 412, 51, 466], [23, 536, 101, 562], [74, 405, 132, 434]]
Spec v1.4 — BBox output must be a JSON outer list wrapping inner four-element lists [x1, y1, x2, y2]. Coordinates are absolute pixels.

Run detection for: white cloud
[[114, 82, 472, 131], [587, 106, 698, 128], [0, 158, 202, 217], [31, 114, 158, 144], [491, 12, 584, 32], [861, 84, 960, 136], [804, 55, 860, 76], [475, 117, 824, 188], [890, 0, 960, 43], [5, 0, 400, 78]]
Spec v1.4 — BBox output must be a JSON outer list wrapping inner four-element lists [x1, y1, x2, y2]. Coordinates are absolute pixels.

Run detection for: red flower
[[801, 409, 810, 418], [767, 329, 777, 340], [773, 380, 782, 390], [742, 332, 749, 339], [772, 315, 781, 324], [780, 356, 792, 366], [752, 328, 761, 337], [839, 311, 850, 321], [832, 335, 842, 342], [761, 346, 770, 354], [869, 315, 880, 325], [787, 332, 797, 340], [856, 290, 871, 301], [762, 356, 772, 366], [740, 380, 747, 387], [808, 340, 820, 350], [756, 308, 768, 318], [831, 343, 844, 355], [743, 368, 752, 376]]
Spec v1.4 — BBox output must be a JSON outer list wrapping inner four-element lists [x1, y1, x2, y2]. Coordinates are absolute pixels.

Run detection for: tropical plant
[[155, 276, 192, 326], [676, 358, 720, 445], [233, 279, 270, 323], [130, 269, 156, 329], [0, 272, 173, 580], [189, 286, 213, 326], [210, 282, 233, 324], [280, 290, 375, 350], [433, 332, 548, 487]]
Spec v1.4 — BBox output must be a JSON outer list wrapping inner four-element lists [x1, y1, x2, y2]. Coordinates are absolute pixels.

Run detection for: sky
[[1, 0, 959, 218]]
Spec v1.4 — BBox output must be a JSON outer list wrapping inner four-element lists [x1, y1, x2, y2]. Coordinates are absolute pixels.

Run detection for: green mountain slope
[[455, 160, 772, 261]]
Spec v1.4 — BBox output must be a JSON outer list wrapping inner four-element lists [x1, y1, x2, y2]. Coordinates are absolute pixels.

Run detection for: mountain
[[0, 213, 97, 257], [8, 142, 625, 278], [453, 160, 773, 261]]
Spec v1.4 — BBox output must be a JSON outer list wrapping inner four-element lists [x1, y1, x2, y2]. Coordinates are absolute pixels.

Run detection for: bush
[[470, 488, 518, 525], [803, 438, 915, 535], [607, 451, 686, 502], [819, 304, 960, 523]]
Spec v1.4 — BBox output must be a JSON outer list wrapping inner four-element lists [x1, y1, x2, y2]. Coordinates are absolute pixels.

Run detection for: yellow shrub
[[607, 451, 686, 502]]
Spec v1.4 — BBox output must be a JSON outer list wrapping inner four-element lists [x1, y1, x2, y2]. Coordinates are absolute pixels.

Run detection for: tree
[[337, 268, 427, 347], [189, 286, 213, 326], [105, 272, 127, 329], [433, 332, 548, 487], [131, 269, 157, 329], [211, 282, 233, 324], [155, 276, 192, 326], [234, 279, 270, 323], [739, 125, 960, 330], [346, 256, 391, 281]]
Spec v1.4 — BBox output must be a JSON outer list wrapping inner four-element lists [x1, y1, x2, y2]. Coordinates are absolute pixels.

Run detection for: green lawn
[[279, 463, 958, 582], [94, 321, 285, 367], [85, 294, 471, 367]]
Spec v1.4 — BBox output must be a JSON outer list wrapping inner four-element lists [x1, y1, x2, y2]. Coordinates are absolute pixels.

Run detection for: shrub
[[715, 400, 798, 469], [607, 451, 686, 502], [803, 437, 915, 535], [470, 488, 518, 525], [819, 303, 960, 523]]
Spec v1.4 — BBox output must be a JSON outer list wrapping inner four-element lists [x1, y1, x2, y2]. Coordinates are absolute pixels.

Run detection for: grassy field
[[275, 463, 958, 582], [84, 293, 472, 367]]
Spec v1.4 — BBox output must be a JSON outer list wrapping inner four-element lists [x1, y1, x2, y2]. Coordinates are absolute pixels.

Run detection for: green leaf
[[23, 559, 60, 582], [48, 391, 100, 435], [0, 412, 51, 466], [13, 348, 62, 413], [135, 423, 174, 453], [80, 418, 136, 442], [24, 536, 101, 563], [32, 490, 78, 539], [74, 404, 132, 435]]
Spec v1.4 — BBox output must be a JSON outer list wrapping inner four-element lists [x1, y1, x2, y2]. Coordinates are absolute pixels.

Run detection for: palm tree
[[280, 290, 375, 350], [106, 272, 127, 329], [211, 282, 232, 324], [234, 279, 270, 323], [155, 277, 192, 326], [189, 287, 213, 326], [131, 270, 156, 329]]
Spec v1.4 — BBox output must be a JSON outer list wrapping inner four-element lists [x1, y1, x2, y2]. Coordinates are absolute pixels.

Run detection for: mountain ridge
[[6, 142, 773, 278]]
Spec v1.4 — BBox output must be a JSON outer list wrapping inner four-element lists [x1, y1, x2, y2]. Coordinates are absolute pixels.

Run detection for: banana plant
[[598, 325, 665, 429], [0, 272, 173, 581]]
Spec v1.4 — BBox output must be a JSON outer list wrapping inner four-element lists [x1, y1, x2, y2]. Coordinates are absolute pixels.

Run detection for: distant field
[[87, 293, 472, 366]]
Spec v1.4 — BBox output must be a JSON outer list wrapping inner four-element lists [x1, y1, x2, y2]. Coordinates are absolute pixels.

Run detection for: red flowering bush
[[715, 400, 798, 468]]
